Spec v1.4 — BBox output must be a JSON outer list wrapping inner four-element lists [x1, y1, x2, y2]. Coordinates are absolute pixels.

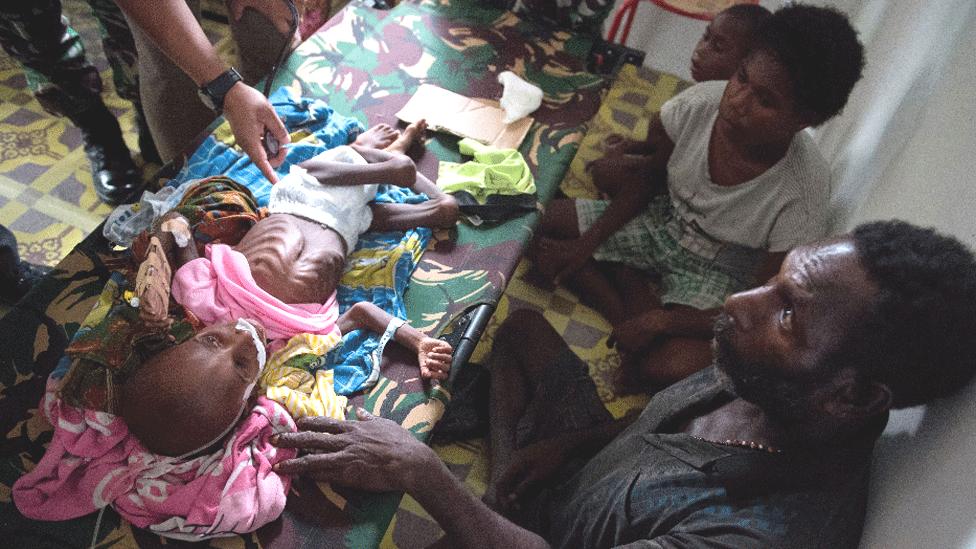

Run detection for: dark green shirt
[[534, 367, 883, 548]]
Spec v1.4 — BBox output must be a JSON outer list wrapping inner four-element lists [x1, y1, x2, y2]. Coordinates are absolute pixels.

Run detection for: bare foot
[[385, 119, 427, 155], [354, 123, 399, 149]]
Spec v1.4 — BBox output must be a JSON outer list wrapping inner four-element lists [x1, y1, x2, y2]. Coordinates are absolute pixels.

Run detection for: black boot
[[133, 101, 162, 165], [69, 102, 145, 205], [0, 261, 53, 306], [0, 226, 52, 306]]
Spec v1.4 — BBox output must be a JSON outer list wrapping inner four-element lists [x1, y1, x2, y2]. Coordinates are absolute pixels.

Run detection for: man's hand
[[417, 337, 452, 381], [610, 309, 672, 352], [222, 83, 290, 183], [531, 236, 593, 285], [273, 409, 438, 493], [494, 437, 575, 513]]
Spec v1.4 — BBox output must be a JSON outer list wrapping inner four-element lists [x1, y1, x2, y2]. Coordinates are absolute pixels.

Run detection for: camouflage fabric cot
[[0, 0, 606, 546]]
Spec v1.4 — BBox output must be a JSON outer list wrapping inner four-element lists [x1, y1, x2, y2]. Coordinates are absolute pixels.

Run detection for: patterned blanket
[[0, 0, 606, 546]]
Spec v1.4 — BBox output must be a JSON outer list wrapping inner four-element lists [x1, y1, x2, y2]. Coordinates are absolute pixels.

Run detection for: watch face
[[198, 88, 217, 111]]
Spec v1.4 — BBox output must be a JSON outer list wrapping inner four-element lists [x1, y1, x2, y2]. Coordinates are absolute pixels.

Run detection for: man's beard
[[713, 313, 830, 425]]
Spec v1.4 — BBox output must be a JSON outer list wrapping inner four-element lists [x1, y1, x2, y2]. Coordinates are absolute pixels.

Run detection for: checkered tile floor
[[0, 1, 180, 272]]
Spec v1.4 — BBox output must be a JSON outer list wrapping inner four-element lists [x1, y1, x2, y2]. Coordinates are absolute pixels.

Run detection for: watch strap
[[199, 67, 242, 113]]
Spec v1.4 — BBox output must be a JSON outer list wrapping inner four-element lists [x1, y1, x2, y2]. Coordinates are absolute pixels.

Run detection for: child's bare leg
[[353, 123, 399, 149], [384, 119, 427, 155], [566, 261, 629, 325]]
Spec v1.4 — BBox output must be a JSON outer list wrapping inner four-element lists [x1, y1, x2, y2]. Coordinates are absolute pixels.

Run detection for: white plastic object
[[497, 71, 543, 124]]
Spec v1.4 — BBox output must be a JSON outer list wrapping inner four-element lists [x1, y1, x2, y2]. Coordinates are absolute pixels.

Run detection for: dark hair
[[754, 4, 864, 125], [720, 4, 772, 44], [844, 221, 976, 408]]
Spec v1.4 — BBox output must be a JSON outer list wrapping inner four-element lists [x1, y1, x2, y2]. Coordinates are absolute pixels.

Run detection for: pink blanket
[[172, 243, 341, 344], [13, 378, 297, 540]]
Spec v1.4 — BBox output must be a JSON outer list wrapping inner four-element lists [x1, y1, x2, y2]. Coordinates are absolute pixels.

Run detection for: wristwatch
[[197, 67, 243, 114]]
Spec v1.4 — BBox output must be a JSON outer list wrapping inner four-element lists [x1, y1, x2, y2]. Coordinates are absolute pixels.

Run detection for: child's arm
[[299, 146, 416, 188], [368, 172, 459, 231], [574, 116, 675, 261], [336, 302, 453, 380], [137, 212, 199, 332], [152, 212, 199, 270]]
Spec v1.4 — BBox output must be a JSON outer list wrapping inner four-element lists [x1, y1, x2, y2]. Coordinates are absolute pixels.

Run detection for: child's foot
[[385, 119, 427, 155], [354, 124, 399, 149]]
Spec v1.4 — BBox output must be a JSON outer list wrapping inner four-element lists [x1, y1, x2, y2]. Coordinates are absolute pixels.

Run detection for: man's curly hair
[[843, 221, 976, 408], [755, 4, 865, 125]]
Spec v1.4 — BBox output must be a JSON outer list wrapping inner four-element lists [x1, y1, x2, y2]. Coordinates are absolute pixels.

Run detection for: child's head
[[121, 318, 268, 457], [691, 4, 771, 82], [750, 4, 865, 126], [716, 4, 864, 143]]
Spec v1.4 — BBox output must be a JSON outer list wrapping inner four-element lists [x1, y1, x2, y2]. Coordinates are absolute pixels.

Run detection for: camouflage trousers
[[125, 0, 289, 162], [0, 0, 140, 117]]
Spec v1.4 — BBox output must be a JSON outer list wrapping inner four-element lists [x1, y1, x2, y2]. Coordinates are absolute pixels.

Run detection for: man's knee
[[637, 337, 713, 387], [496, 309, 550, 350], [493, 309, 568, 383]]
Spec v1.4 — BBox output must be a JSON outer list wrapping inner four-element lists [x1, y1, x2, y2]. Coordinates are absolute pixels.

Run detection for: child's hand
[[609, 310, 671, 352], [531, 236, 593, 285], [417, 337, 453, 381]]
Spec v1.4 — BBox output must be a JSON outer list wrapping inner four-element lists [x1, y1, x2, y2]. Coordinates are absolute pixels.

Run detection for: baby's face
[[186, 319, 267, 389], [691, 13, 751, 82], [121, 319, 268, 457]]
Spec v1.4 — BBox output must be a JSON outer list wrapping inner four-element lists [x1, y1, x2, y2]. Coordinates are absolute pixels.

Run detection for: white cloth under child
[[268, 146, 377, 252]]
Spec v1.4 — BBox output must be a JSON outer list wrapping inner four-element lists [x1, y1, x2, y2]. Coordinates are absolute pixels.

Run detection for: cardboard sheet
[[396, 84, 533, 150]]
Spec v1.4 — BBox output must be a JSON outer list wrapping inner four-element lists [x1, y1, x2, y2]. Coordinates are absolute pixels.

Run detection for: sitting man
[[531, 5, 865, 389], [272, 220, 976, 548]]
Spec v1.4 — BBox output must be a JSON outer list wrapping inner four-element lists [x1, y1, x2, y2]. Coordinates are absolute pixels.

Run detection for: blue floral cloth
[[169, 87, 432, 394]]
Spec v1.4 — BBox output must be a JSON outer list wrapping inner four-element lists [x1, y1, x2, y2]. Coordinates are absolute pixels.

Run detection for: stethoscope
[[261, 0, 299, 160]]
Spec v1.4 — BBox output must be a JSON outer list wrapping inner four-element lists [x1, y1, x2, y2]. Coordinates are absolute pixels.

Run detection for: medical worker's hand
[[222, 83, 290, 183], [273, 409, 438, 493], [417, 337, 452, 381]]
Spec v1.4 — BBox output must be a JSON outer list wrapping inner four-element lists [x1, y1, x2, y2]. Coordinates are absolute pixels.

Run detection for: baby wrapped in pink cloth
[[11, 240, 344, 540], [13, 377, 297, 540]]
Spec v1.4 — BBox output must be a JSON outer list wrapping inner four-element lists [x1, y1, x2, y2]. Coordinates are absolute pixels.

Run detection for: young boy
[[589, 4, 769, 198], [531, 5, 865, 390], [690, 4, 771, 82]]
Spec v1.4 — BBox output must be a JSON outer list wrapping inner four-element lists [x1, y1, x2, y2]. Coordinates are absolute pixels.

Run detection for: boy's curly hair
[[756, 4, 865, 125], [843, 221, 976, 408], [721, 4, 771, 45]]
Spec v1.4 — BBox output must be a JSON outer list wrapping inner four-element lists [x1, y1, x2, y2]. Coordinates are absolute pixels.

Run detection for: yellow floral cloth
[[260, 331, 348, 420]]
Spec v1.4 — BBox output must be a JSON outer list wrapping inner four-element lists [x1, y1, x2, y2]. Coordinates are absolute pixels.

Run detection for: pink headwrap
[[171, 243, 341, 347]]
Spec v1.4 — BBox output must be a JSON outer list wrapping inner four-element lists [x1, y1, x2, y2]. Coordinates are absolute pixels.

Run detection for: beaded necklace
[[692, 436, 783, 454]]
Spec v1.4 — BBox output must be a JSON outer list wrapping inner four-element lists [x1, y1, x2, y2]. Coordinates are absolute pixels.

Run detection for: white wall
[[846, 7, 976, 548], [609, 1, 976, 547]]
